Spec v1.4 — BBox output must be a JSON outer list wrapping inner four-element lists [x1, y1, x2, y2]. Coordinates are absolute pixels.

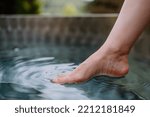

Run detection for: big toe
[[52, 73, 75, 84], [52, 73, 86, 84], [52, 75, 68, 84]]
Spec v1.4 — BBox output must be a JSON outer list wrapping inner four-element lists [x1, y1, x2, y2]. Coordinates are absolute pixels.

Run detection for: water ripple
[[0, 57, 88, 100], [0, 46, 147, 100]]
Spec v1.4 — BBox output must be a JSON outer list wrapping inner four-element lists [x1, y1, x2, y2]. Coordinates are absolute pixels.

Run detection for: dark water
[[0, 45, 149, 100]]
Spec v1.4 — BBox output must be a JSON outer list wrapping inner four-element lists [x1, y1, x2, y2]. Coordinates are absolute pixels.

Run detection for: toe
[[52, 75, 70, 84], [52, 72, 87, 84]]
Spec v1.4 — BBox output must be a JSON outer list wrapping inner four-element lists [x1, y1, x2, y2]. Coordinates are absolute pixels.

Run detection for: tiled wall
[[0, 15, 115, 48], [0, 15, 150, 59]]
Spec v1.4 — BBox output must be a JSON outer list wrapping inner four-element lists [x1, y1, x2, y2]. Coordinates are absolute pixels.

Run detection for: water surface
[[0, 45, 149, 100]]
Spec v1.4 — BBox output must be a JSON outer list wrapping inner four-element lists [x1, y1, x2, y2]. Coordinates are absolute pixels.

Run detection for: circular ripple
[[0, 57, 88, 100]]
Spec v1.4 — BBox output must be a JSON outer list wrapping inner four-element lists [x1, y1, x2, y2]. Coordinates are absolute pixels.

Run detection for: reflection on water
[[114, 56, 150, 100], [0, 45, 149, 100]]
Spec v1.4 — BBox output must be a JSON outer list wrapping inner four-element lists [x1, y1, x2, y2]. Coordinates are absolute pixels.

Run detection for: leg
[[53, 0, 150, 84]]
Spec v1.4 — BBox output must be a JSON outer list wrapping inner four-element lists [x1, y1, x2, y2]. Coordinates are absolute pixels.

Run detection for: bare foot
[[52, 46, 129, 84]]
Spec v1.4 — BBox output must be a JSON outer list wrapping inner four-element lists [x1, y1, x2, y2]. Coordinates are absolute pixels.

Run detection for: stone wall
[[0, 15, 150, 59], [0, 15, 116, 49]]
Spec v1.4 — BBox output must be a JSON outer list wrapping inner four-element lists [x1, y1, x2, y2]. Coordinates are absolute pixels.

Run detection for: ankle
[[100, 43, 129, 57]]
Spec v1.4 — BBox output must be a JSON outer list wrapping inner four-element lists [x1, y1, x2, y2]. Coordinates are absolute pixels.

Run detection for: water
[[0, 45, 149, 100]]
